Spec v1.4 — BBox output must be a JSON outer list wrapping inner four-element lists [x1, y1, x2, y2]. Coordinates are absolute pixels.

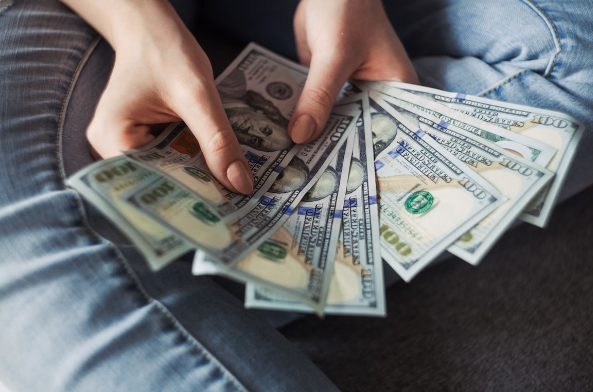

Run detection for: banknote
[[364, 92, 505, 281], [126, 43, 316, 222], [378, 82, 585, 227], [195, 131, 354, 313], [244, 233, 380, 316], [245, 93, 386, 316], [377, 93, 554, 264], [246, 133, 354, 313], [362, 82, 557, 169], [66, 156, 193, 271], [125, 107, 359, 267]]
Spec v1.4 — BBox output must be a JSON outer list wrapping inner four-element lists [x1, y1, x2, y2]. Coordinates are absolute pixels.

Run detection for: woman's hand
[[61, 0, 253, 194], [290, 0, 419, 143]]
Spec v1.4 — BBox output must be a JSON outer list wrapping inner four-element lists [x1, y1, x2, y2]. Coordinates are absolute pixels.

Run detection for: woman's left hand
[[289, 0, 419, 143]]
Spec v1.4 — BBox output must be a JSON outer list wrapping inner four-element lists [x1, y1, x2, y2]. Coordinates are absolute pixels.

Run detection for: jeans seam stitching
[[67, 188, 248, 392], [478, 0, 561, 97], [521, 0, 562, 78], [56, 35, 101, 181], [477, 70, 527, 97], [56, 36, 248, 392]]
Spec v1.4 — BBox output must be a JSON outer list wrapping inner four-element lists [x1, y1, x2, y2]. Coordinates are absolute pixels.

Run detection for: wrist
[[108, 0, 187, 52], [61, 0, 187, 53]]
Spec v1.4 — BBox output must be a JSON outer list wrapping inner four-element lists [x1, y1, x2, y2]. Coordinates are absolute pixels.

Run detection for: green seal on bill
[[184, 167, 212, 183], [257, 241, 287, 261], [405, 190, 434, 215], [191, 202, 220, 223]]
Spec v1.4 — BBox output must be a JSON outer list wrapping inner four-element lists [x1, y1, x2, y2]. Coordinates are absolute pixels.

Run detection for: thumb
[[87, 72, 179, 159], [88, 108, 157, 159], [175, 83, 254, 195], [87, 99, 162, 160], [289, 53, 356, 144]]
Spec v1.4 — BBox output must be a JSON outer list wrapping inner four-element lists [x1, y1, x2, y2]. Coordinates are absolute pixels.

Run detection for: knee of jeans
[[400, 0, 562, 79], [0, 0, 13, 15]]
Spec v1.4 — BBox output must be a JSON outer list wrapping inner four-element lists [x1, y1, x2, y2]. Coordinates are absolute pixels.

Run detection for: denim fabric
[[1, 0, 592, 392], [384, 0, 593, 201], [0, 1, 340, 391]]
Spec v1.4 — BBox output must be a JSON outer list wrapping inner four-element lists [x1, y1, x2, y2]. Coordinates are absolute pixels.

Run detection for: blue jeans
[[1, 0, 592, 391]]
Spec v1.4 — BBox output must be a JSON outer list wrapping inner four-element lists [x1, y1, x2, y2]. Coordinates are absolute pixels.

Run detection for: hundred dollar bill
[[229, 133, 354, 314], [67, 156, 193, 271], [126, 43, 317, 222], [195, 131, 354, 312], [377, 93, 554, 264], [245, 93, 386, 316], [378, 82, 584, 227], [125, 107, 359, 267], [244, 233, 379, 316], [365, 93, 505, 281], [362, 82, 557, 168]]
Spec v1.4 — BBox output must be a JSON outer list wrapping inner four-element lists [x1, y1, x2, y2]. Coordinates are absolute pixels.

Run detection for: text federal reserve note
[[378, 93, 554, 264], [126, 43, 315, 222], [196, 132, 355, 314], [363, 82, 557, 168], [366, 93, 505, 281], [246, 93, 386, 316], [379, 82, 584, 227], [127, 108, 358, 267]]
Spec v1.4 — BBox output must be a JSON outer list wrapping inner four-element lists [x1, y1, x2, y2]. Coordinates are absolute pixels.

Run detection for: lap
[[2, 0, 591, 389], [0, 1, 338, 391]]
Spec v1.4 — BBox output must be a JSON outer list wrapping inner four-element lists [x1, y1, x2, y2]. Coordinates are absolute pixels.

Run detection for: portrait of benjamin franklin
[[370, 113, 398, 157], [219, 69, 293, 152], [303, 166, 339, 202], [346, 158, 366, 194], [268, 157, 309, 194]]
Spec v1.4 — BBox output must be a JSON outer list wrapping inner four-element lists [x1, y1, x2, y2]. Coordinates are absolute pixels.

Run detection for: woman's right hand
[[61, 0, 254, 194]]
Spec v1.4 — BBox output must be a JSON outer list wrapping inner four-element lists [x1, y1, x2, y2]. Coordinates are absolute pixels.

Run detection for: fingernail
[[227, 160, 254, 195], [291, 114, 316, 144]]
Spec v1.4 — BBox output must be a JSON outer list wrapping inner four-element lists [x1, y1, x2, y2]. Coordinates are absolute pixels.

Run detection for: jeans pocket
[[520, 0, 562, 78]]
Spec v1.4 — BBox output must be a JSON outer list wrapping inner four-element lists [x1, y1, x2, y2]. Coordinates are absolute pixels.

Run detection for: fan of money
[[68, 43, 584, 317]]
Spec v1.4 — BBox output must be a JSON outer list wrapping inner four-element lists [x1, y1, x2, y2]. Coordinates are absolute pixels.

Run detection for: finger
[[88, 118, 156, 159], [348, 8, 419, 85], [175, 81, 253, 195], [352, 38, 419, 85], [87, 80, 178, 159], [293, 3, 311, 67], [288, 51, 357, 144]]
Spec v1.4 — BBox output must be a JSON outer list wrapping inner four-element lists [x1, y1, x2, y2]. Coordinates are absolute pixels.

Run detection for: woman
[[0, 0, 591, 391]]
